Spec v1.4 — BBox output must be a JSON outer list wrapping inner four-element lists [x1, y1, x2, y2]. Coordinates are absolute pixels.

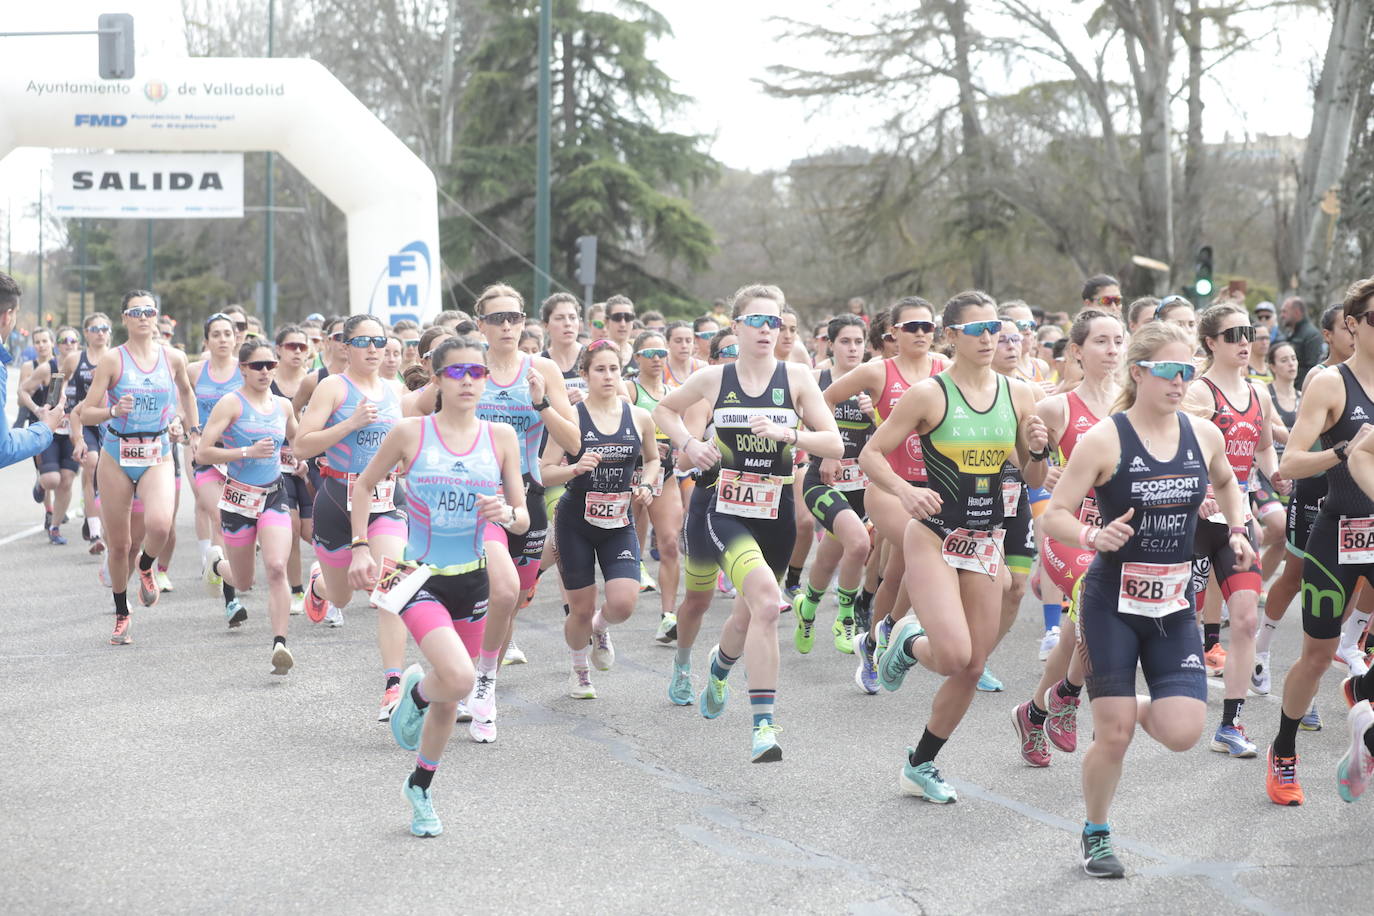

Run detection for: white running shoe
[[1336, 642, 1372, 678], [202, 545, 225, 598], [654, 612, 678, 646], [324, 604, 345, 628], [591, 627, 615, 671], [569, 667, 597, 699], [289, 592, 304, 616], [155, 570, 174, 593], [468, 674, 497, 743], [1039, 626, 1060, 662], [455, 701, 472, 723], [502, 641, 527, 665], [1250, 651, 1271, 696], [270, 643, 294, 676]]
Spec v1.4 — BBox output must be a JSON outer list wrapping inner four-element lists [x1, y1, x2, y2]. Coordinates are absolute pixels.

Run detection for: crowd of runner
[[9, 270, 1374, 877]]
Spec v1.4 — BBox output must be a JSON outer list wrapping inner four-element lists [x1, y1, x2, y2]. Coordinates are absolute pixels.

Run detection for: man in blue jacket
[[0, 273, 61, 467]]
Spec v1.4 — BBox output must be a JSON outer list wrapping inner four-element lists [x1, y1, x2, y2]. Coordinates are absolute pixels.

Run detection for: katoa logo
[[144, 79, 169, 102], [369, 240, 432, 326]]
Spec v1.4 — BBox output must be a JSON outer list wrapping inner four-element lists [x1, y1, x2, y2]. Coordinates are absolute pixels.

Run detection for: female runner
[[198, 341, 299, 670], [1041, 320, 1252, 876], [188, 313, 244, 617], [351, 336, 529, 837], [64, 313, 113, 553], [272, 324, 313, 615]]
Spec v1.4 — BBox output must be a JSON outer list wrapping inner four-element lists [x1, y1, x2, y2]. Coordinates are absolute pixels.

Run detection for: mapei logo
[[369, 240, 432, 326], [74, 114, 127, 127]]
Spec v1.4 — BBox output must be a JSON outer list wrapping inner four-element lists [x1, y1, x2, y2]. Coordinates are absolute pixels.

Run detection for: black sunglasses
[[243, 359, 278, 371], [606, 311, 636, 323], [1217, 325, 1255, 344], [897, 319, 936, 335], [481, 311, 525, 326]]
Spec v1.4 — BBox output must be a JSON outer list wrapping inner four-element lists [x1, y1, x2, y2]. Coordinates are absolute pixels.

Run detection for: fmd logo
[[74, 114, 128, 127], [370, 240, 431, 325]]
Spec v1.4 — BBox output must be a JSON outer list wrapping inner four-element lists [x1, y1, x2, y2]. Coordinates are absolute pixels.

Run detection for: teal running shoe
[[402, 779, 442, 837], [224, 598, 247, 628], [878, 618, 922, 692], [751, 721, 782, 763], [900, 752, 957, 804], [699, 646, 730, 719], [668, 663, 694, 706], [390, 663, 427, 751], [793, 594, 818, 654], [976, 665, 1004, 692]]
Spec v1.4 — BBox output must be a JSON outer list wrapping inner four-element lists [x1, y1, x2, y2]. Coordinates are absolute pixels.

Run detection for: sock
[[675, 646, 691, 667], [749, 688, 776, 728], [571, 645, 590, 668], [291, 585, 304, 596], [223, 581, 236, 602], [836, 585, 858, 620], [113, 590, 129, 617], [1043, 603, 1062, 631], [562, 603, 571, 618], [802, 582, 824, 605], [410, 752, 438, 791], [785, 565, 802, 590], [710, 646, 739, 681], [901, 632, 922, 662], [1255, 619, 1279, 655], [1342, 609, 1373, 648], [89, 515, 102, 539], [138, 551, 156, 572], [908, 728, 948, 766], [1057, 678, 1083, 699], [476, 649, 500, 677], [1274, 712, 1301, 758], [411, 679, 429, 710], [591, 607, 606, 633], [1223, 697, 1244, 728], [858, 588, 875, 615], [198, 538, 210, 561], [157, 564, 168, 573], [1203, 623, 1221, 652], [384, 668, 402, 690], [309, 576, 325, 601], [1357, 668, 1374, 703], [273, 635, 286, 648], [1084, 820, 1110, 836], [1365, 728, 1374, 758], [1027, 701, 1048, 727]]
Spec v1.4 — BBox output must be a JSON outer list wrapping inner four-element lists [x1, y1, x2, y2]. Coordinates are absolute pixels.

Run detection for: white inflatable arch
[[0, 57, 440, 325]]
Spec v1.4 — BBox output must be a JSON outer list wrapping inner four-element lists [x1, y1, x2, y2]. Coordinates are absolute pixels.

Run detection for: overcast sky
[[0, 0, 1329, 253]]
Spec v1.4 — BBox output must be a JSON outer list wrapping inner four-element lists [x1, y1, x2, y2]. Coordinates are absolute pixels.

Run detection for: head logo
[[74, 114, 127, 127], [369, 240, 432, 326], [144, 80, 169, 102]]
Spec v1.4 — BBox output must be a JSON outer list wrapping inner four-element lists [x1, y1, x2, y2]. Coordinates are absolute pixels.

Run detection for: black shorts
[[1078, 561, 1207, 702], [401, 567, 491, 624], [1297, 512, 1373, 640], [312, 475, 407, 555], [507, 475, 548, 566], [801, 463, 865, 534], [1286, 475, 1326, 554], [220, 477, 296, 537], [1004, 486, 1034, 574], [1190, 518, 1261, 599], [82, 425, 103, 454], [283, 473, 313, 521], [682, 479, 796, 592], [554, 490, 641, 590], [38, 435, 79, 474]]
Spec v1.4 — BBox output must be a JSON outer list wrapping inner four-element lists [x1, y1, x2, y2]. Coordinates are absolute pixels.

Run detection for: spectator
[[1279, 295, 1323, 387], [1081, 274, 1122, 316], [1253, 301, 1277, 341], [0, 273, 59, 467]]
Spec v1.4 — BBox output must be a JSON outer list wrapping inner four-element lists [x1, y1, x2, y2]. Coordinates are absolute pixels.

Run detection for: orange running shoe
[[304, 562, 328, 623], [1204, 643, 1227, 677], [110, 615, 132, 646], [137, 566, 160, 607], [1266, 745, 1304, 806]]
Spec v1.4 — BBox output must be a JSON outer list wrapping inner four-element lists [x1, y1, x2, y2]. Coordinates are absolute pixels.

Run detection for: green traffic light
[[1195, 278, 1213, 297]]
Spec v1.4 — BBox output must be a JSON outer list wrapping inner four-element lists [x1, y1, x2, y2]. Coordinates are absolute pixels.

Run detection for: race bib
[[346, 472, 396, 512], [717, 468, 783, 519], [370, 557, 432, 614], [834, 457, 867, 492], [630, 464, 664, 498], [118, 437, 163, 468], [279, 445, 297, 475], [1118, 561, 1191, 618], [584, 490, 632, 529], [218, 478, 269, 518], [1002, 479, 1022, 517], [1078, 496, 1101, 527], [1205, 484, 1253, 524], [1339, 516, 1374, 564], [940, 527, 1005, 577]]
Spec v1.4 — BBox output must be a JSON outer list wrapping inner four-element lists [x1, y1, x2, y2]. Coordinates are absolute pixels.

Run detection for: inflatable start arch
[[0, 57, 441, 325]]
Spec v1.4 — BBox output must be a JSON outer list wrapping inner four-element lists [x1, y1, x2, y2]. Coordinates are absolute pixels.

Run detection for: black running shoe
[[1081, 830, 1125, 878]]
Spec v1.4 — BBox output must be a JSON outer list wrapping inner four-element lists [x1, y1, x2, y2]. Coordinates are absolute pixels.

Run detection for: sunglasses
[[1216, 325, 1256, 344], [1136, 360, 1196, 381], [280, 341, 310, 353], [243, 359, 279, 372], [636, 347, 668, 359], [1039, 340, 1056, 349], [694, 330, 716, 340], [998, 334, 1023, 345], [606, 311, 635, 323], [440, 363, 489, 380], [1014, 320, 1037, 332], [87, 325, 111, 333], [234, 321, 249, 332], [330, 332, 344, 342], [592, 318, 605, 329], [950, 320, 1001, 337], [124, 306, 159, 319], [59, 336, 80, 345], [1097, 295, 1123, 307], [736, 313, 782, 330], [718, 344, 739, 358], [403, 338, 421, 348], [897, 319, 936, 335], [1350, 312, 1374, 329], [481, 311, 525, 326], [346, 335, 388, 349], [587, 338, 619, 353]]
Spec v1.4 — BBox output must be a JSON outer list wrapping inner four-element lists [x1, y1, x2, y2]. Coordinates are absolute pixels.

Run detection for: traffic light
[[574, 235, 597, 288], [1194, 245, 1214, 299], [98, 14, 135, 79]]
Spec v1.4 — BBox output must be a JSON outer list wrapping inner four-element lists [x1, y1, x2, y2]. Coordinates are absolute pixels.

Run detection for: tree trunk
[[438, 0, 460, 168], [946, 0, 993, 290]]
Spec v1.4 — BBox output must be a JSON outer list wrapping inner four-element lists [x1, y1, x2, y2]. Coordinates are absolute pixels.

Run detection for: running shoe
[[654, 612, 678, 645], [1081, 829, 1125, 879], [502, 642, 527, 665], [109, 615, 132, 646], [569, 667, 597, 699], [639, 563, 657, 593], [793, 602, 817, 655], [976, 666, 1004, 692], [1204, 643, 1227, 677], [783, 583, 801, 606], [468, 674, 497, 744], [47, 528, 66, 546], [97, 556, 111, 588], [303, 561, 328, 623], [699, 646, 729, 719], [875, 615, 894, 653], [833, 615, 856, 655], [203, 546, 226, 598], [877, 618, 922, 693], [1012, 702, 1051, 767], [1338, 699, 1374, 803], [270, 643, 294, 676], [751, 721, 782, 763], [289, 592, 304, 616], [853, 633, 879, 695], [1039, 626, 1060, 662], [716, 571, 736, 599], [1300, 702, 1323, 731], [668, 663, 693, 706], [590, 627, 615, 671], [225, 598, 247, 628], [1335, 643, 1371, 678], [137, 567, 160, 608], [1250, 651, 1271, 696], [900, 754, 957, 804], [43, 510, 51, 530], [89, 536, 105, 556], [390, 664, 427, 751], [323, 604, 345, 628], [1042, 687, 1080, 753], [378, 683, 401, 722], [403, 779, 443, 838], [155, 570, 173, 593], [1210, 723, 1258, 758], [31, 481, 43, 503], [1266, 745, 1303, 806], [455, 701, 471, 723]]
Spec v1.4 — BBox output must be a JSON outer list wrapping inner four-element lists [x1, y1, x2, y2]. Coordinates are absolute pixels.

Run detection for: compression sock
[[476, 649, 500, 677], [1273, 712, 1301, 758], [410, 753, 438, 791], [908, 728, 948, 766], [749, 688, 776, 728], [1043, 603, 1062, 631], [836, 585, 858, 620], [571, 645, 590, 669], [1255, 618, 1279, 654], [113, 590, 129, 617], [785, 565, 803, 590], [385, 668, 402, 690], [138, 551, 156, 573], [1203, 624, 1221, 652], [1223, 698, 1244, 728], [710, 646, 739, 681]]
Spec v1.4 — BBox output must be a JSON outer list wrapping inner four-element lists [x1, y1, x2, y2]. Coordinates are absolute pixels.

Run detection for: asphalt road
[[0, 450, 1367, 915]]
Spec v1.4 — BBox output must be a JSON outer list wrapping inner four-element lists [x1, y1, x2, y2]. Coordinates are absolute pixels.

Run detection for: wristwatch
[[1335, 441, 1350, 462], [531, 398, 551, 412]]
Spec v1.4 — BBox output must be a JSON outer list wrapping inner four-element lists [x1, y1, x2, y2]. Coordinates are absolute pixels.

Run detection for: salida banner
[[51, 152, 244, 219]]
